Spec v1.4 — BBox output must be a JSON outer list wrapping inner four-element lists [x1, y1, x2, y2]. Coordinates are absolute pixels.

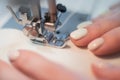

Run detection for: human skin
[[0, 3, 120, 80], [0, 50, 82, 80], [0, 50, 120, 80], [70, 6, 120, 56]]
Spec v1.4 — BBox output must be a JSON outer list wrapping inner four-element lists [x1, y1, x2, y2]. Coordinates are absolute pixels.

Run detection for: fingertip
[[91, 61, 107, 78], [70, 21, 93, 46], [77, 21, 92, 29], [8, 49, 80, 80], [70, 22, 103, 47], [90, 27, 120, 56], [8, 49, 39, 67], [92, 61, 120, 80], [8, 50, 20, 62], [88, 38, 104, 51], [70, 28, 88, 40]]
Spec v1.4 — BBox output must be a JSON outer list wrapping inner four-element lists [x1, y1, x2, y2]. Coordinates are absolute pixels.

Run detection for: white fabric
[[0, 29, 120, 80]]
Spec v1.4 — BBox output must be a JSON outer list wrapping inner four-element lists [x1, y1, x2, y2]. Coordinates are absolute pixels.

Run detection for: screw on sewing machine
[[7, 0, 69, 48], [57, 4, 67, 13], [54, 4, 67, 29]]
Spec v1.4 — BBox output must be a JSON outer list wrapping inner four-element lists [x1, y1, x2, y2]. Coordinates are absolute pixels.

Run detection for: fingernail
[[94, 61, 113, 69], [88, 38, 104, 51], [8, 50, 20, 61], [70, 28, 88, 40], [77, 21, 92, 29]]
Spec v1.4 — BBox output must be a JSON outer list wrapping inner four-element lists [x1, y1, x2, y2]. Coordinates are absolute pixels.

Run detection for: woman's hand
[[0, 50, 120, 80], [70, 6, 120, 56]]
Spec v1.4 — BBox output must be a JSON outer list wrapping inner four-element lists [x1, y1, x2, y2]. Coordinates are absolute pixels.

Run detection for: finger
[[0, 60, 32, 80], [70, 10, 120, 47], [110, 2, 120, 10], [8, 50, 81, 80], [93, 6, 119, 22], [92, 61, 120, 80], [88, 27, 120, 56]]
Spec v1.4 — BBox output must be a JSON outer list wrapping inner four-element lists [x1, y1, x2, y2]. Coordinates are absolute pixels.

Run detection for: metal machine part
[[48, 0, 57, 23], [7, 0, 69, 48]]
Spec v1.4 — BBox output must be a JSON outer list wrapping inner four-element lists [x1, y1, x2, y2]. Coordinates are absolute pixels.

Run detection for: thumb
[[92, 61, 120, 80]]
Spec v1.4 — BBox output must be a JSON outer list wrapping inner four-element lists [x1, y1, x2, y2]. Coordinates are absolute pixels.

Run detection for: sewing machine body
[[7, 0, 89, 48], [1, 1, 120, 80]]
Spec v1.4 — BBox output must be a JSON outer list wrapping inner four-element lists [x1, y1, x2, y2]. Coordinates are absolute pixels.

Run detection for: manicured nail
[[70, 28, 88, 40], [8, 50, 20, 61], [94, 61, 113, 69], [88, 38, 104, 51], [77, 21, 92, 29]]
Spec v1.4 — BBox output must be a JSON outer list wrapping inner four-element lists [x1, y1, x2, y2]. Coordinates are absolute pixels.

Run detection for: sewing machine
[[7, 0, 87, 48], [0, 0, 120, 80]]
